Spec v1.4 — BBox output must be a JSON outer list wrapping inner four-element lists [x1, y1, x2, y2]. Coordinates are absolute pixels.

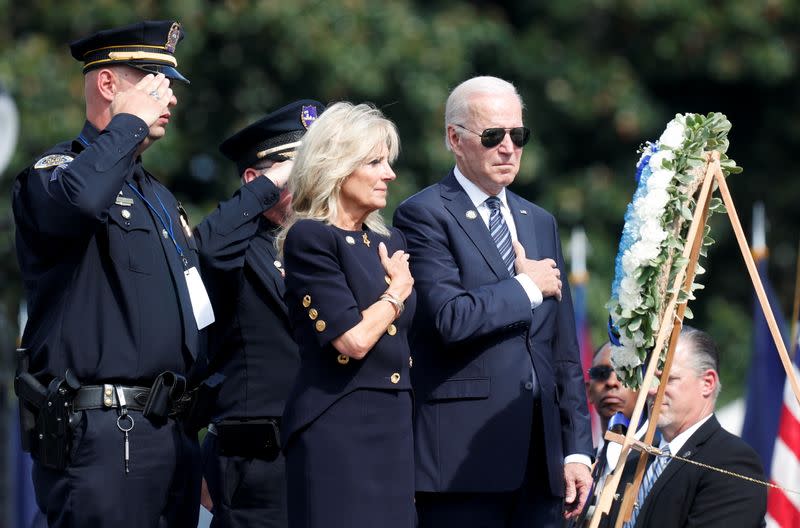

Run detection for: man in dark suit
[[570, 343, 642, 527], [617, 326, 767, 528], [194, 100, 324, 527], [393, 75, 593, 527]]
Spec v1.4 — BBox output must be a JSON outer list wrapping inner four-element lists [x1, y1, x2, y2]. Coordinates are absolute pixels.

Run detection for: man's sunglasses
[[588, 365, 615, 382], [454, 124, 531, 148]]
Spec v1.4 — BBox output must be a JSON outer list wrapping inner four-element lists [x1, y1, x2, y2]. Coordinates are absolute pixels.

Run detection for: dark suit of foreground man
[[195, 100, 324, 528], [12, 21, 206, 527], [393, 75, 593, 527], [616, 327, 767, 528]]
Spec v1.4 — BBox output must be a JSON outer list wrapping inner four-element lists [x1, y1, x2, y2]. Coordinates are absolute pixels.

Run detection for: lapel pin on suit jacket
[[465, 210, 478, 220], [519, 209, 528, 215]]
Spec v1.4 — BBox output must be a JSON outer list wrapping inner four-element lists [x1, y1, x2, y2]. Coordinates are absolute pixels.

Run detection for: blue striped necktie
[[626, 445, 671, 527], [485, 196, 515, 277]]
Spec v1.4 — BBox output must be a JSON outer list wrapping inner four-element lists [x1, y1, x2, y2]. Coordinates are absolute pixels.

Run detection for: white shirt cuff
[[564, 454, 592, 469], [515, 274, 543, 308]]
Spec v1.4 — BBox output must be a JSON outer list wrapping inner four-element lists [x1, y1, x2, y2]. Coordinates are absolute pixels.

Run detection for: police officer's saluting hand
[[110, 73, 172, 128]]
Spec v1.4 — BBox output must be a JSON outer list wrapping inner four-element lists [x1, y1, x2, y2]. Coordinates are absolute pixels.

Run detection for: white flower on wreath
[[622, 251, 640, 275], [634, 188, 670, 219], [630, 238, 661, 263], [647, 168, 675, 191], [640, 218, 668, 245], [618, 275, 642, 312], [648, 149, 675, 170], [658, 119, 686, 150]]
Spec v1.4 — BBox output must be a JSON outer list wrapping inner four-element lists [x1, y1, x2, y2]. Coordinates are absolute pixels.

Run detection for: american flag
[[740, 204, 800, 527], [766, 352, 800, 527]]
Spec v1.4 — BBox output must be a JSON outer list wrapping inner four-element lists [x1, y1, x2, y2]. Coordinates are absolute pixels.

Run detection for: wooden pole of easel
[[714, 170, 800, 408], [589, 152, 719, 528]]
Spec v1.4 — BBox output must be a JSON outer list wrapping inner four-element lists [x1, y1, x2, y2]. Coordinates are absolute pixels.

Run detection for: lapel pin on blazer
[[519, 209, 528, 215], [345, 235, 356, 245], [274, 261, 285, 279], [465, 210, 478, 220]]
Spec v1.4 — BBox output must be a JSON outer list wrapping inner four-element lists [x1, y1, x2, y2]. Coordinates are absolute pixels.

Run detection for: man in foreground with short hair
[[621, 326, 766, 528], [571, 343, 641, 526]]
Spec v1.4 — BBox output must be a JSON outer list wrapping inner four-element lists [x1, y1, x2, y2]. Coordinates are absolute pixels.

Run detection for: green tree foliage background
[[2, 0, 799, 403]]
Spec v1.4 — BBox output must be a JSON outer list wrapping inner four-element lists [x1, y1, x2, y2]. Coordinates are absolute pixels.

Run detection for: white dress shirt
[[453, 166, 543, 308], [453, 166, 589, 469]]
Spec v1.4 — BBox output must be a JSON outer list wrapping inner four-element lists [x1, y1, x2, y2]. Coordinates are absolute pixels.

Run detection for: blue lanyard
[[126, 181, 186, 262]]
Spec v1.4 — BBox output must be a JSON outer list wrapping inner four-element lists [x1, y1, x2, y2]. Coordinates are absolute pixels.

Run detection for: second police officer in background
[[194, 100, 325, 527], [12, 21, 211, 527]]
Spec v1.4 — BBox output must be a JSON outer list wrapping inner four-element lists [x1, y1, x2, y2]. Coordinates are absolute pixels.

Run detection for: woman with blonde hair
[[278, 102, 415, 527]]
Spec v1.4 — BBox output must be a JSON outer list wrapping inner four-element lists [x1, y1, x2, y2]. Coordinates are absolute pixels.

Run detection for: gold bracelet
[[379, 292, 404, 317]]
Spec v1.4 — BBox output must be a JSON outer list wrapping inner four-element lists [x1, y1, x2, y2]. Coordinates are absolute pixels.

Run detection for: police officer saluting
[[194, 100, 324, 527], [12, 21, 211, 527]]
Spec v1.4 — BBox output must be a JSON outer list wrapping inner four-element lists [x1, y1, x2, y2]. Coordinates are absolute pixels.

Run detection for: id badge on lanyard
[[184, 266, 215, 330]]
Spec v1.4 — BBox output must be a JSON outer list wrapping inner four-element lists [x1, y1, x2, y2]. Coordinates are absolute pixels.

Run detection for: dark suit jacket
[[622, 415, 766, 528], [280, 219, 415, 445], [393, 171, 592, 495]]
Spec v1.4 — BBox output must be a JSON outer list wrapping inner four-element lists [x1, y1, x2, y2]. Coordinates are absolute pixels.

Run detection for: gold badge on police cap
[[165, 22, 181, 53]]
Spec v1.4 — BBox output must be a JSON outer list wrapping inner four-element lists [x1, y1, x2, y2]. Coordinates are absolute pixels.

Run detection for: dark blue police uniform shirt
[[280, 219, 416, 445], [12, 114, 201, 384], [193, 177, 299, 420]]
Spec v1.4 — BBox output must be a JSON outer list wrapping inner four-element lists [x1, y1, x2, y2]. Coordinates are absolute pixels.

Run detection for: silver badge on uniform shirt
[[34, 154, 74, 170]]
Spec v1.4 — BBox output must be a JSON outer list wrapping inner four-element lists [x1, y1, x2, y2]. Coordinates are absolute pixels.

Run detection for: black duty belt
[[72, 384, 193, 415]]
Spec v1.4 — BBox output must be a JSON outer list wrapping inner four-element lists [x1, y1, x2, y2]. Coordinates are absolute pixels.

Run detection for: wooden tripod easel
[[588, 151, 800, 528]]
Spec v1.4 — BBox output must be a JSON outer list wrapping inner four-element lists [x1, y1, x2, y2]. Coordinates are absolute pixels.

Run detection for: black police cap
[[220, 100, 325, 175], [69, 20, 189, 84]]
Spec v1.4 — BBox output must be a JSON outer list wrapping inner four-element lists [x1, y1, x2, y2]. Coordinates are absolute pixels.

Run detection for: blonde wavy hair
[[276, 102, 400, 253]]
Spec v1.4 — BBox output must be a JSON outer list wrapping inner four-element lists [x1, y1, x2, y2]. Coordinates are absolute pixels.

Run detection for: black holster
[[215, 418, 281, 461], [14, 350, 82, 471], [35, 375, 81, 470], [14, 348, 43, 453], [142, 371, 187, 424]]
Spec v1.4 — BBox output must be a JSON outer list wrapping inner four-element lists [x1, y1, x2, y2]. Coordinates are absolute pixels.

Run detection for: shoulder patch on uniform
[[34, 154, 74, 170]]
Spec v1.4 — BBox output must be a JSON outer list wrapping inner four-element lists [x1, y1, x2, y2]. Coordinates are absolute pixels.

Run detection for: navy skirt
[[285, 389, 414, 528]]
